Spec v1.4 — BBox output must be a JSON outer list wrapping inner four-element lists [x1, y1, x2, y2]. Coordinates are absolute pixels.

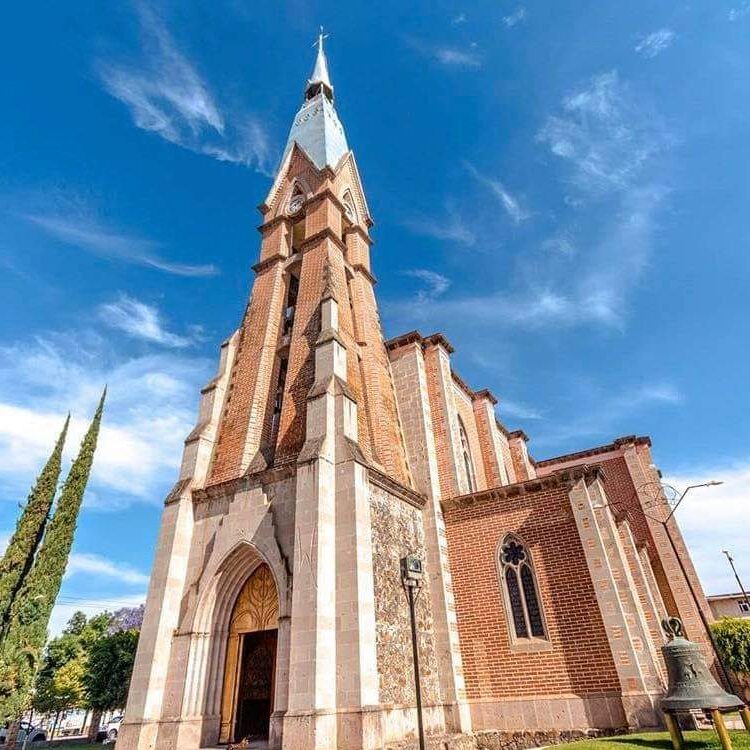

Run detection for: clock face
[[288, 195, 304, 215]]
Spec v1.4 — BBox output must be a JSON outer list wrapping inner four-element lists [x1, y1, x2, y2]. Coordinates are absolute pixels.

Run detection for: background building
[[708, 593, 750, 619], [119, 40, 715, 750]]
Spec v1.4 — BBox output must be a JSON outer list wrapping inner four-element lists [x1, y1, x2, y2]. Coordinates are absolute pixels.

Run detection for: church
[[119, 38, 716, 750]]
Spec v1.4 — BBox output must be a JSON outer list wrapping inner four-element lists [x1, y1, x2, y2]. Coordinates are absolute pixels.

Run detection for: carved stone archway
[[219, 563, 279, 744]]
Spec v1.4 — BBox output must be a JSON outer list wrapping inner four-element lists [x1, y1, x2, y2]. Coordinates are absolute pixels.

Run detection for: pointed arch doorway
[[219, 563, 279, 744]]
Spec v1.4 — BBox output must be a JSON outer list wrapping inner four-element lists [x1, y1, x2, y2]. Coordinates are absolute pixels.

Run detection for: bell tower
[[207, 32, 412, 488]]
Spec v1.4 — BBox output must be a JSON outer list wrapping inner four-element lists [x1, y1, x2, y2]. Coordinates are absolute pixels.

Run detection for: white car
[[0, 721, 47, 744], [104, 715, 123, 742]]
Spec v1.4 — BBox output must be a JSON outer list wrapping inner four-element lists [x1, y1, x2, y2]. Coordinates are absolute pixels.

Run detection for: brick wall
[[537, 440, 715, 659], [443, 482, 620, 700]]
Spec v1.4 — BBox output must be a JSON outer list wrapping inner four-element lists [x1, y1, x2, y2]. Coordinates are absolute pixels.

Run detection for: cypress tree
[[0, 416, 69, 636], [0, 391, 105, 721]]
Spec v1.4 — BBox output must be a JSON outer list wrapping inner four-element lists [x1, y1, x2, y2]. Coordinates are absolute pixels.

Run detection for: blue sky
[[1, 0, 749, 631]]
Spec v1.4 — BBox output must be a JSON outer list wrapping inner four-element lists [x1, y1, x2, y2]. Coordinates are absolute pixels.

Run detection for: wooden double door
[[233, 628, 278, 742]]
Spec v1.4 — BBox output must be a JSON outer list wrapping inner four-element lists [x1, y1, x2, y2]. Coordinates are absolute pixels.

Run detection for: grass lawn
[[568, 731, 750, 750]]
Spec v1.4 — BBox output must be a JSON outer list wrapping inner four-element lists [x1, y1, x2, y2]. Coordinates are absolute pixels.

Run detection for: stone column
[[117, 491, 195, 750], [423, 337, 465, 498], [284, 262, 347, 749], [621, 443, 713, 650], [388, 340, 471, 733], [118, 331, 236, 750], [568, 477, 661, 729], [472, 391, 509, 488]]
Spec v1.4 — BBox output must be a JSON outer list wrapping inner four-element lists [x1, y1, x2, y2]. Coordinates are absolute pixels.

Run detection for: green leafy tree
[[84, 628, 139, 739], [33, 611, 113, 734], [0, 392, 105, 722], [0, 416, 69, 635], [711, 616, 750, 674]]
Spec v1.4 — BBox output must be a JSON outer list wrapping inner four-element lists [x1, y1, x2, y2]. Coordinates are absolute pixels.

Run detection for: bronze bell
[[661, 617, 744, 711]]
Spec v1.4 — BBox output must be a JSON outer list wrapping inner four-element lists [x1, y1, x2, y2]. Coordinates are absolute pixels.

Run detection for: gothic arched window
[[458, 416, 476, 493], [498, 534, 546, 640]]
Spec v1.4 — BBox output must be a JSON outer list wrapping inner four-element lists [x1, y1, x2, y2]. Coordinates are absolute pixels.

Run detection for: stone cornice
[[384, 330, 424, 352], [251, 253, 286, 274], [190, 451, 425, 510], [191, 462, 298, 503], [343, 223, 373, 246], [368, 467, 426, 509], [383, 329, 456, 354], [349, 262, 377, 285], [535, 435, 652, 467], [300, 226, 348, 254], [257, 214, 293, 235], [423, 332, 455, 354], [473, 388, 498, 405], [441, 464, 605, 513], [316, 327, 348, 348], [509, 429, 529, 443]]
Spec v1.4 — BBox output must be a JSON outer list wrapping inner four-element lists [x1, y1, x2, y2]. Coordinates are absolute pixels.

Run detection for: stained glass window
[[521, 564, 545, 637], [499, 535, 547, 641], [505, 567, 528, 638]]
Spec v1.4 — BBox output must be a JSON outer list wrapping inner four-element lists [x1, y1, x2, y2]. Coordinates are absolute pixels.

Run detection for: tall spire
[[305, 28, 334, 101], [269, 27, 348, 176]]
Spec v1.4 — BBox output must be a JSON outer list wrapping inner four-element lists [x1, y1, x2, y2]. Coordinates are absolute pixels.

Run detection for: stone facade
[[370, 485, 440, 709], [119, 40, 716, 750]]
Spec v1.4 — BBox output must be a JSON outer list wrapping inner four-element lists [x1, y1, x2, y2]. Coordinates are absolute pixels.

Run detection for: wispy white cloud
[[537, 70, 669, 199], [635, 29, 676, 58], [728, 3, 750, 21], [533, 381, 683, 447], [396, 186, 661, 327], [24, 210, 218, 277], [434, 47, 482, 68], [0, 330, 210, 506], [97, 3, 273, 173], [464, 162, 530, 224], [65, 552, 149, 586], [503, 7, 527, 27], [499, 399, 544, 421], [99, 294, 198, 348], [403, 269, 451, 303], [451, 13, 467, 25], [406, 37, 482, 69], [401, 212, 476, 246], [666, 461, 750, 596], [389, 72, 670, 334], [541, 231, 577, 257]]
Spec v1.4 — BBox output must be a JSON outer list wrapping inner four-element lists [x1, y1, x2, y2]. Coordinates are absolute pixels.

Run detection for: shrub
[[711, 617, 750, 673]]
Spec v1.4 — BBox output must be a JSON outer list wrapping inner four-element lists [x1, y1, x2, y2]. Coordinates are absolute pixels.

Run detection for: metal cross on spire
[[314, 26, 329, 51], [306, 25, 333, 99]]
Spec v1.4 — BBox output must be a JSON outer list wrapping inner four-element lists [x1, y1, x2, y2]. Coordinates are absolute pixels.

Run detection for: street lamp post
[[401, 555, 426, 750], [722, 550, 750, 612]]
